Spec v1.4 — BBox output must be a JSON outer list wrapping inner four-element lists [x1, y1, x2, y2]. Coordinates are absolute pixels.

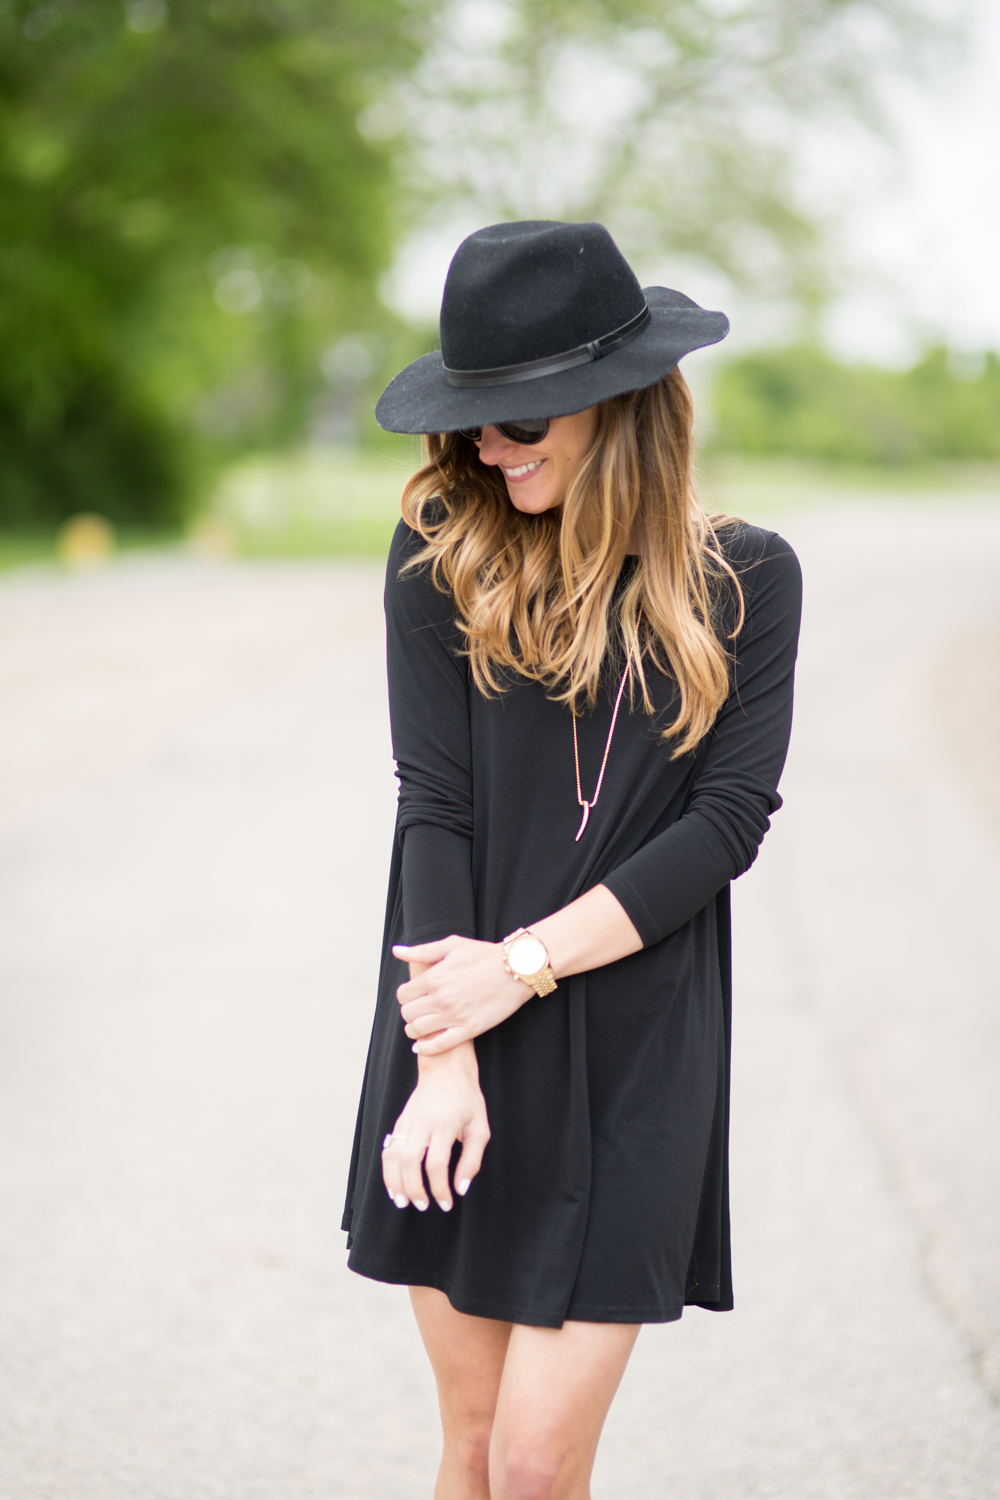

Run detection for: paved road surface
[[0, 502, 998, 1498]]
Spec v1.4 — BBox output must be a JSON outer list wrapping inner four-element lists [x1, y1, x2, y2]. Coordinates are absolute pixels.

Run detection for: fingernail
[[414, 1198, 428, 1212], [457, 1178, 471, 1196], [411, 1043, 420, 1054], [393, 1194, 408, 1209], [437, 1199, 451, 1212]]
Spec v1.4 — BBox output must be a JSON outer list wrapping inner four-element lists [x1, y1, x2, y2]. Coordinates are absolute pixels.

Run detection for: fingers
[[453, 1120, 490, 1198], [396, 972, 453, 1014], [381, 1124, 428, 1211], [397, 984, 461, 1031], [398, 972, 469, 1035], [400, 990, 467, 1033], [393, 938, 457, 966], [402, 1010, 450, 1039], [383, 1129, 456, 1213], [380, 1127, 412, 1209], [382, 1118, 482, 1211], [411, 1026, 470, 1057], [399, 996, 440, 1028], [424, 1131, 456, 1212], [396, 974, 432, 1007], [398, 1132, 431, 1211]]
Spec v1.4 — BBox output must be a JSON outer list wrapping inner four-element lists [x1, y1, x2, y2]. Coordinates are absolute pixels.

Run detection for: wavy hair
[[399, 368, 744, 758]]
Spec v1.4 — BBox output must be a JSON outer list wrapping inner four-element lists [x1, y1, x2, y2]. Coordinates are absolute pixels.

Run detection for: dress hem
[[347, 1250, 725, 1327]]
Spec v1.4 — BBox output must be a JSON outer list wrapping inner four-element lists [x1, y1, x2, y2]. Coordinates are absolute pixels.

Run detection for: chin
[[505, 486, 561, 516]]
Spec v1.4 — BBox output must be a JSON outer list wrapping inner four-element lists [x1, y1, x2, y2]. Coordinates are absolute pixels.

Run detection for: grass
[[214, 447, 1000, 557], [0, 532, 58, 571], [0, 526, 184, 573], [3, 449, 998, 575], [208, 446, 416, 558], [697, 454, 1000, 521]]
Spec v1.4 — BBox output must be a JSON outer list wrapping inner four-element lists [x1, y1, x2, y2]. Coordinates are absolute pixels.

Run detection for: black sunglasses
[[457, 418, 550, 445]]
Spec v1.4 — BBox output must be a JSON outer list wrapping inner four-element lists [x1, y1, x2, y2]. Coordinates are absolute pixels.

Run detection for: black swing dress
[[343, 517, 802, 1328]]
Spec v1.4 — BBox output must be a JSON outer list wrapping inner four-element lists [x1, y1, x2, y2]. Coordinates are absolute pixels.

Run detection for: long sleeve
[[602, 531, 802, 947], [385, 521, 477, 944]]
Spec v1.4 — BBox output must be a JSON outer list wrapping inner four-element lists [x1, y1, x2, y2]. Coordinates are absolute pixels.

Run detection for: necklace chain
[[572, 664, 630, 842]]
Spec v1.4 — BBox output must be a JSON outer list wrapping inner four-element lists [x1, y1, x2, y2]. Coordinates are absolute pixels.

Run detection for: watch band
[[502, 927, 558, 997]]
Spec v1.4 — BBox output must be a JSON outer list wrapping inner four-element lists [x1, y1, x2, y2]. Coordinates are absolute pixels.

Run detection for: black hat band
[[442, 302, 651, 389]]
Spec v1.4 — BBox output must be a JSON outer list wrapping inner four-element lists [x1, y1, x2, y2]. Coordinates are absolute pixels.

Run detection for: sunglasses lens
[[499, 419, 549, 444], [456, 419, 550, 444]]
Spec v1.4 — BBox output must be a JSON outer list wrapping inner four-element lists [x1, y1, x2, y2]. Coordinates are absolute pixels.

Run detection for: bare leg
[[411, 1286, 639, 1500], [490, 1320, 640, 1500], [410, 1286, 512, 1499]]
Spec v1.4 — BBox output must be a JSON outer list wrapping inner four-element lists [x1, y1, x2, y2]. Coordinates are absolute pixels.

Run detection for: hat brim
[[374, 287, 728, 435]]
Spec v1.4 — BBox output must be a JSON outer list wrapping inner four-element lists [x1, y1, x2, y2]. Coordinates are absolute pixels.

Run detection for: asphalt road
[[0, 500, 998, 1499]]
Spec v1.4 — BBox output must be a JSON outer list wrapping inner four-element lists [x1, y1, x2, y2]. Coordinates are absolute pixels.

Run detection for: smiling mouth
[[501, 459, 545, 480]]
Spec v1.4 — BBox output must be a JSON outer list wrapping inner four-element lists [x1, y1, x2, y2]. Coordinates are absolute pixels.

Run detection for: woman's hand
[[392, 887, 641, 1056], [392, 936, 530, 1055], [381, 1041, 490, 1212]]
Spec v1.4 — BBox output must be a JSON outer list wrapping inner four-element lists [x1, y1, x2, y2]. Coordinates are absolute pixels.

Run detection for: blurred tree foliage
[[0, 0, 427, 525], [382, 0, 945, 305], [1, 0, 954, 527], [711, 346, 1000, 464]]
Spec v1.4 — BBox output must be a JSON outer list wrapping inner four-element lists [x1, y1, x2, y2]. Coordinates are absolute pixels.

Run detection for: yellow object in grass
[[57, 514, 116, 568]]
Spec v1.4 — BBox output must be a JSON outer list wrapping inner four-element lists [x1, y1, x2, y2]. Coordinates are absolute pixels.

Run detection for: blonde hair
[[399, 368, 744, 758]]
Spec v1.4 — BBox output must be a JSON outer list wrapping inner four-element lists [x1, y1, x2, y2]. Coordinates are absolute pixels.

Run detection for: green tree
[[710, 346, 1000, 463], [378, 0, 947, 306], [0, 0, 425, 525]]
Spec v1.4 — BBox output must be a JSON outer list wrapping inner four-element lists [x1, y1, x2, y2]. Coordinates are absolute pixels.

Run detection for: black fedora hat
[[375, 220, 729, 435]]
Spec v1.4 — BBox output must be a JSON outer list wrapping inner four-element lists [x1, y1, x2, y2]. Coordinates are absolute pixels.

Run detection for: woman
[[343, 220, 801, 1500]]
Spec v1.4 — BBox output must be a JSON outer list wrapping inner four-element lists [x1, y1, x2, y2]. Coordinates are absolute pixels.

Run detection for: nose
[[475, 425, 521, 466]]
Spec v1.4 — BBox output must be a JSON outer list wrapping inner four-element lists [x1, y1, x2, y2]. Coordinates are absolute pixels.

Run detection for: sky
[[382, 0, 1000, 370], [822, 0, 1000, 366]]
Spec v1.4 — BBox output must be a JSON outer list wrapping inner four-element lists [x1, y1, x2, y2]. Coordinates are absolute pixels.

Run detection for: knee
[[450, 1423, 493, 1489], [491, 1437, 569, 1500]]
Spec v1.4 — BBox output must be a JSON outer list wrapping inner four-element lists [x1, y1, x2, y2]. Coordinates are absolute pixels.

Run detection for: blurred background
[[1, 0, 998, 562], [2, 2, 1000, 1497]]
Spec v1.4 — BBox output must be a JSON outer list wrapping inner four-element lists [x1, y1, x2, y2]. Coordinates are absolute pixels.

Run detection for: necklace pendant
[[571, 662, 630, 845]]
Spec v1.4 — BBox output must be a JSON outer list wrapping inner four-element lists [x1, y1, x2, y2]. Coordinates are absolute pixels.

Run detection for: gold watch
[[502, 927, 557, 997]]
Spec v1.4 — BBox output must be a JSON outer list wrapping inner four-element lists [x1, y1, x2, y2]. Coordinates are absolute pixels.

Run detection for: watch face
[[509, 934, 547, 977]]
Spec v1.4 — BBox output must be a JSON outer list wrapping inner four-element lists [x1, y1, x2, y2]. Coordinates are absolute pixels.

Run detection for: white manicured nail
[[393, 1194, 408, 1209], [414, 1198, 428, 1212], [437, 1199, 451, 1212], [457, 1178, 471, 1196]]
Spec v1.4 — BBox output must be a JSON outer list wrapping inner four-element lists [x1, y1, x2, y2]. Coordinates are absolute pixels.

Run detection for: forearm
[[401, 824, 476, 945], [410, 960, 480, 1078], [395, 892, 641, 1057], [529, 883, 642, 979]]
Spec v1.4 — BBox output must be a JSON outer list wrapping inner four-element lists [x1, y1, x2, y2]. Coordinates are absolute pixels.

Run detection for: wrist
[[522, 885, 642, 980], [417, 1038, 479, 1079], [523, 915, 562, 978], [502, 928, 557, 997]]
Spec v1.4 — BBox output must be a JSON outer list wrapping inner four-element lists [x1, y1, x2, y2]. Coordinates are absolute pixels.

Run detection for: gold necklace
[[572, 663, 630, 841]]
